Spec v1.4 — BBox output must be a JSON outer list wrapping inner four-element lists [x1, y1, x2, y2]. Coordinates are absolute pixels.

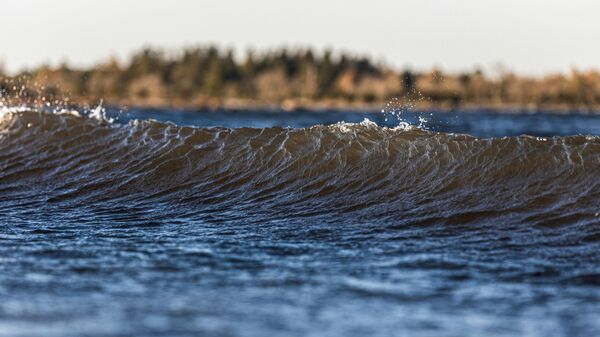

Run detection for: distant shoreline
[[3, 46, 600, 114], [5, 97, 600, 115]]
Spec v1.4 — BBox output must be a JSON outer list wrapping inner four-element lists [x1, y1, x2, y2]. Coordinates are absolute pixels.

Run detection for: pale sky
[[1, 0, 599, 75]]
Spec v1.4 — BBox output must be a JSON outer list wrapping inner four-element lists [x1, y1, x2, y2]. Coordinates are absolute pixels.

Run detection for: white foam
[[0, 105, 31, 116], [88, 100, 114, 123]]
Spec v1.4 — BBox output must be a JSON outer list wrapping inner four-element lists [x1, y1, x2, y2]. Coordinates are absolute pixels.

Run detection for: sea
[[0, 106, 599, 337]]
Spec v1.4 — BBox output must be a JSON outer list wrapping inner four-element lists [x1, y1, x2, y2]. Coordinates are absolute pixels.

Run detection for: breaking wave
[[1, 108, 599, 235], [2, 107, 600, 337]]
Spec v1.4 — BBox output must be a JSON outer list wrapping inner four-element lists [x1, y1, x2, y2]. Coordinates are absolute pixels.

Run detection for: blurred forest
[[2, 46, 600, 110]]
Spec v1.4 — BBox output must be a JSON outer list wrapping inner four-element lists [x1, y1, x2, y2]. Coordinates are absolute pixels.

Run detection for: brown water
[[0, 108, 599, 337]]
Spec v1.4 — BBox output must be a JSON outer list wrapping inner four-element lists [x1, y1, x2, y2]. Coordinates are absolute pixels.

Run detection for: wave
[[1, 109, 599, 237]]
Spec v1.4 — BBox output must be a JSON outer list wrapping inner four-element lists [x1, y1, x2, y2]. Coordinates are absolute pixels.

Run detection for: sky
[[1, 0, 599, 75]]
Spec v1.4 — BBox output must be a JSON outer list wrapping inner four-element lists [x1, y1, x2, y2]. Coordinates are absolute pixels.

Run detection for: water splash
[[1, 76, 114, 124], [381, 89, 430, 129], [88, 100, 113, 123]]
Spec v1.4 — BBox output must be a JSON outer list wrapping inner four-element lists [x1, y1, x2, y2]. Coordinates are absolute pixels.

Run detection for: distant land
[[1, 46, 600, 112]]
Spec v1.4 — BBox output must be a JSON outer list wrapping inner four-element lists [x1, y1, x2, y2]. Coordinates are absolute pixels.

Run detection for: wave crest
[[1, 109, 599, 233]]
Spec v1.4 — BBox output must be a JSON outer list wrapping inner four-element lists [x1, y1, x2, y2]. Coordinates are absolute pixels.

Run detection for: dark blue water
[[1, 107, 599, 337], [115, 107, 600, 137]]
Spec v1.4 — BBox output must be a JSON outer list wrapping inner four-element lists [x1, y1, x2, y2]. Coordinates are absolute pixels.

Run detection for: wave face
[[1, 110, 600, 337]]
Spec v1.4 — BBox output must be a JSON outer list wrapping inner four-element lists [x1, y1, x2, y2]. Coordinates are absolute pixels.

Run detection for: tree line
[[2, 46, 600, 110]]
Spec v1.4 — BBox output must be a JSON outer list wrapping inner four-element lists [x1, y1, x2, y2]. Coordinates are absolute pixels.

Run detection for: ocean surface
[[0, 106, 599, 337]]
